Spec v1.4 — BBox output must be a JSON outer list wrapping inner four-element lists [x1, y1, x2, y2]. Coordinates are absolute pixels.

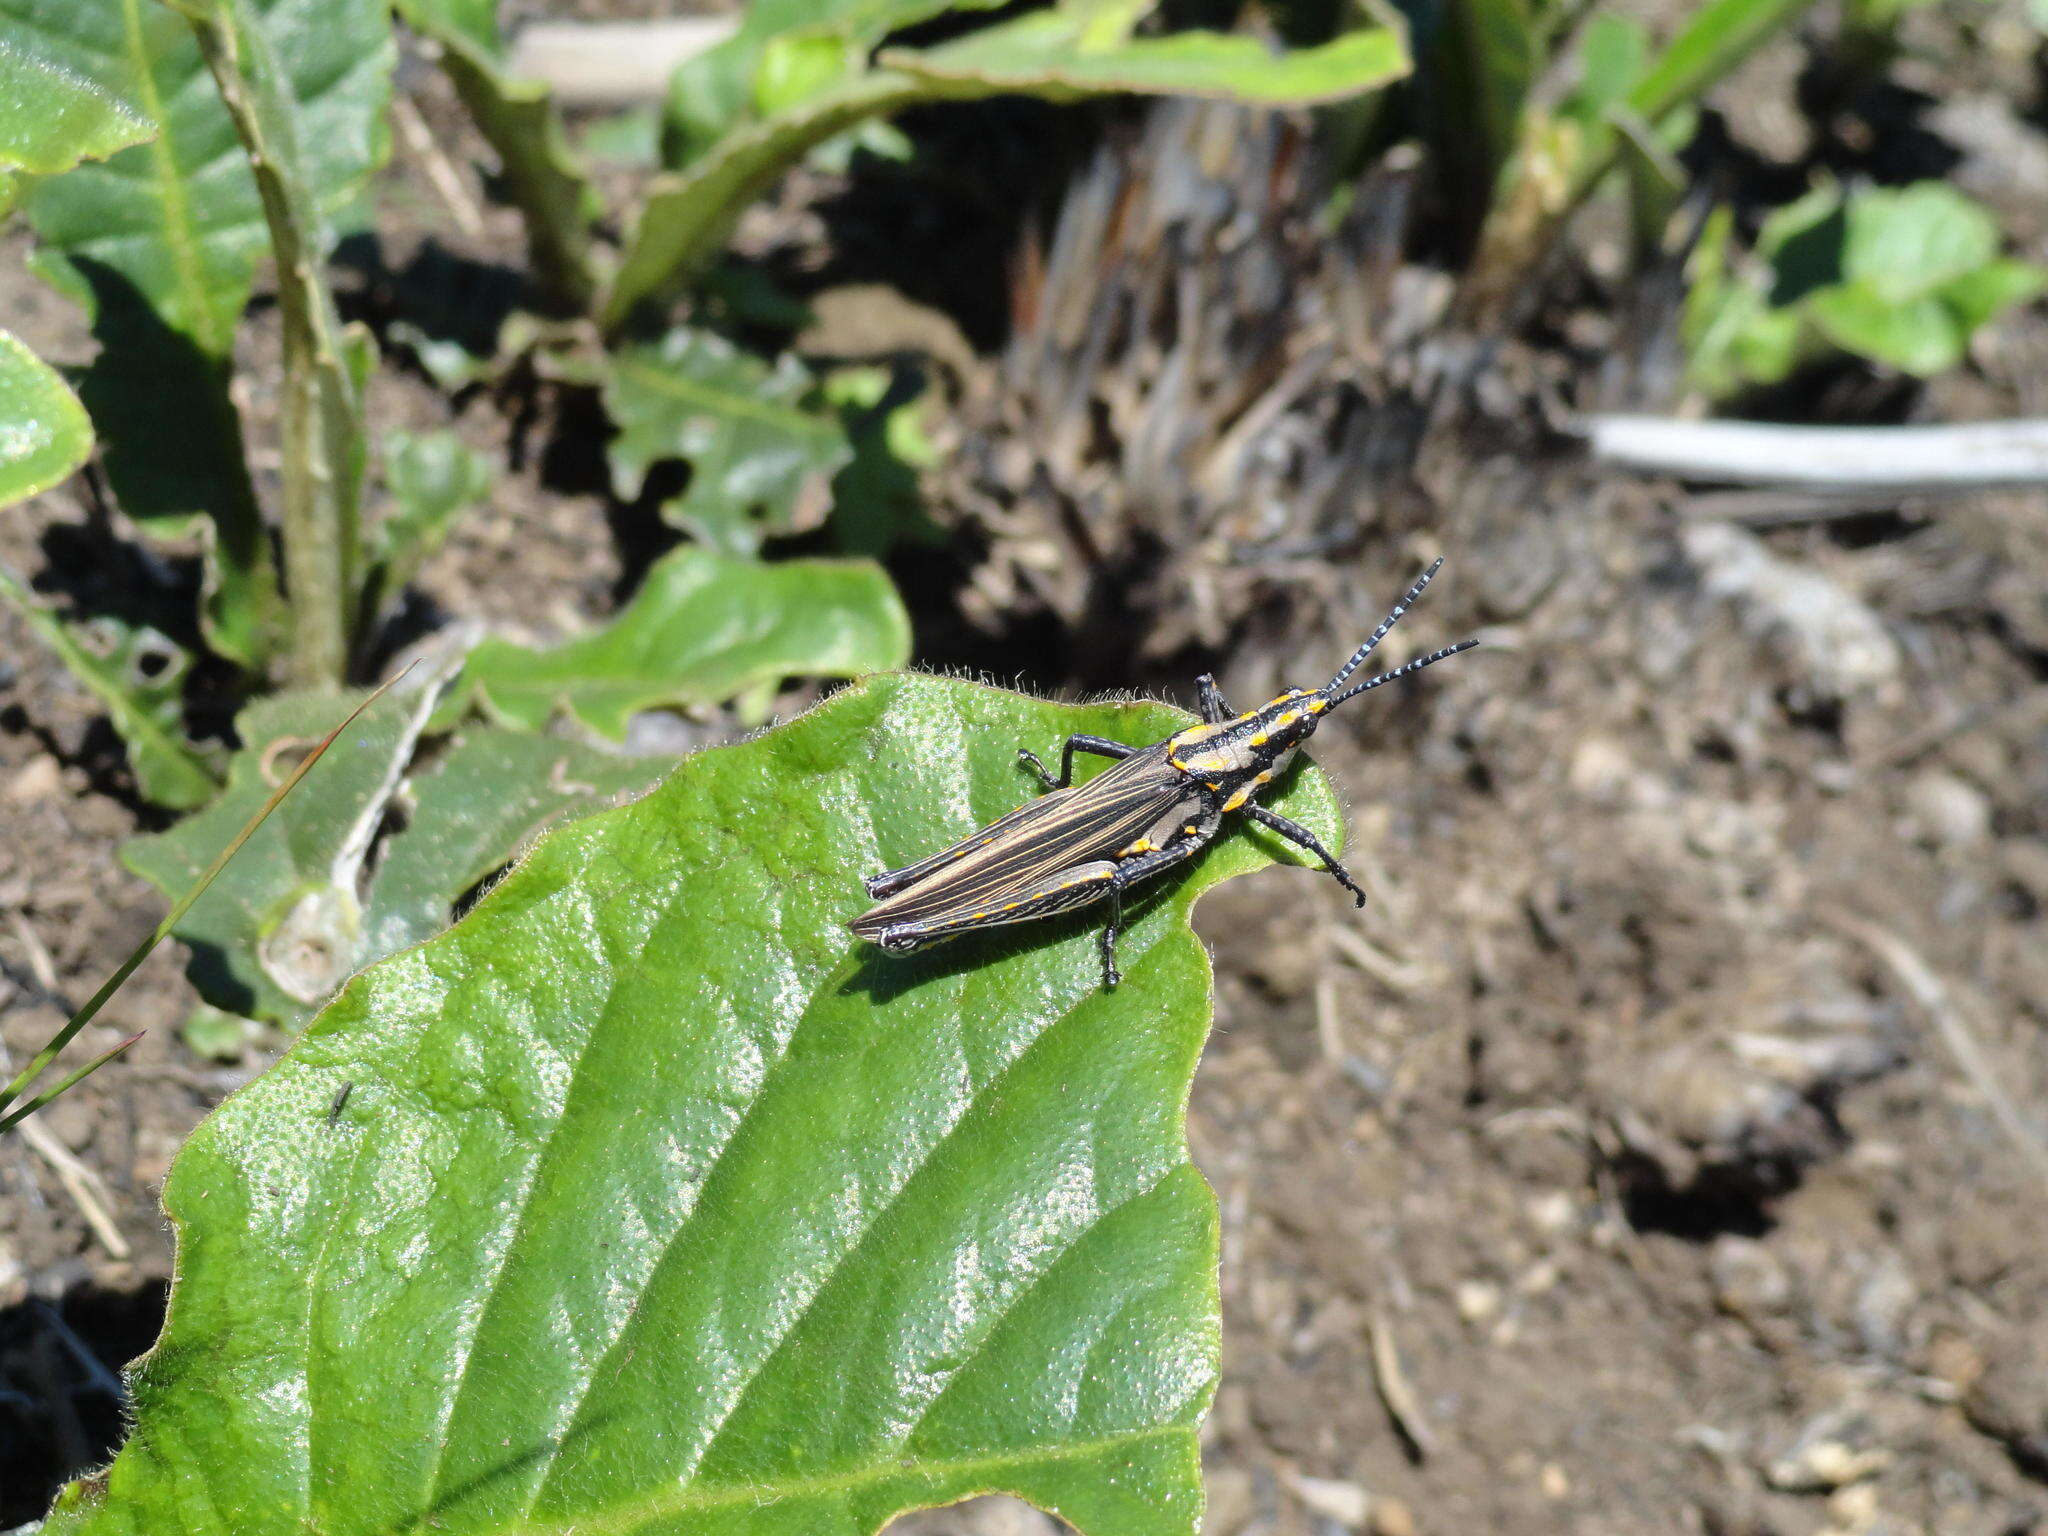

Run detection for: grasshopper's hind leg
[[1018, 734, 1133, 791]]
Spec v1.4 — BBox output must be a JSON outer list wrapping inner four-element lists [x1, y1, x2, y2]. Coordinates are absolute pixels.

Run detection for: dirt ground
[[6, 5, 2048, 1534]]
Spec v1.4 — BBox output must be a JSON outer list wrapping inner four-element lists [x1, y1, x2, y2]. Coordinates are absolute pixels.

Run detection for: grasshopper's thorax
[[1166, 688, 1331, 810]]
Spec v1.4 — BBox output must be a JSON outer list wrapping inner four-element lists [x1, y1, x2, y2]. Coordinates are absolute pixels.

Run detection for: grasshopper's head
[[1170, 559, 1475, 799], [1167, 687, 1324, 791]]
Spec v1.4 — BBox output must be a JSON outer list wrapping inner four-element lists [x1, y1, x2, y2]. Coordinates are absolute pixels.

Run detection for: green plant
[[391, 0, 1409, 338], [1380, 0, 1820, 325], [382, 0, 1413, 626], [1683, 180, 2048, 398], [0, 334, 147, 1130], [0, 0, 1419, 1038], [0, 669, 403, 1136], [44, 672, 1345, 1535], [0, 0, 915, 1025]]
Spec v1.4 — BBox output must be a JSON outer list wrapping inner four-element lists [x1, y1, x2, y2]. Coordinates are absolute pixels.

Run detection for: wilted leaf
[[124, 684, 667, 1027], [0, 326, 91, 507], [461, 544, 911, 737], [0, 29, 153, 174], [395, 0, 600, 312], [51, 672, 1349, 1536], [603, 326, 851, 554], [0, 566, 220, 811], [14, 0, 392, 664]]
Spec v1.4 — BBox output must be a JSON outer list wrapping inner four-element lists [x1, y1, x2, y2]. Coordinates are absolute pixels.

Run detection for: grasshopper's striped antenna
[[1325, 557, 1446, 694], [1327, 638, 1478, 707]]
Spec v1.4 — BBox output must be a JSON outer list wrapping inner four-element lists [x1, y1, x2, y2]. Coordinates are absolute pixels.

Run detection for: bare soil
[[6, 8, 2048, 1535]]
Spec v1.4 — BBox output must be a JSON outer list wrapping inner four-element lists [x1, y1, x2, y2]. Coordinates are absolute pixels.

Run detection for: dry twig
[[1824, 910, 2048, 1196]]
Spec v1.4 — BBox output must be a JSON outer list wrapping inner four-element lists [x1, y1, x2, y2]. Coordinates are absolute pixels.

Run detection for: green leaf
[[17, 0, 392, 345], [179, 1001, 254, 1063], [13, 0, 393, 667], [885, 12, 1411, 104], [603, 326, 852, 554], [1938, 257, 2048, 337], [1836, 181, 2001, 303], [1626, 0, 1816, 127], [461, 544, 912, 738], [825, 365, 946, 559], [1803, 283, 1963, 375], [0, 28, 153, 174], [367, 429, 497, 614], [51, 671, 1347, 1536], [0, 565, 220, 810], [577, 103, 661, 167], [1383, 0, 1533, 223], [394, 0, 600, 313], [1563, 14, 1647, 121], [123, 685, 667, 1027], [605, 10, 1406, 330], [660, 0, 1008, 170], [0, 326, 91, 507]]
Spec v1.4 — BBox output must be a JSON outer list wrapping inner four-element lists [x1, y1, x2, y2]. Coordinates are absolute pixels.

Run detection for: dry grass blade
[[0, 665, 415, 1133], [1824, 908, 2048, 1197], [16, 1112, 132, 1258]]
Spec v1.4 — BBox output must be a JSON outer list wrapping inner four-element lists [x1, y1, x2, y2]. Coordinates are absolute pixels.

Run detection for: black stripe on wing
[[854, 746, 1192, 935], [863, 792, 1072, 899]]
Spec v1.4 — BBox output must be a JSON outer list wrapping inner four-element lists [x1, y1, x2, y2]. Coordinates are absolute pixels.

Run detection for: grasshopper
[[851, 559, 1476, 988]]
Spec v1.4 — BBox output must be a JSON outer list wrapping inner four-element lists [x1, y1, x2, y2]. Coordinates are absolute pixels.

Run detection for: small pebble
[[1455, 1279, 1501, 1324], [1904, 770, 1991, 850], [1289, 1473, 1372, 1528], [5, 754, 60, 802]]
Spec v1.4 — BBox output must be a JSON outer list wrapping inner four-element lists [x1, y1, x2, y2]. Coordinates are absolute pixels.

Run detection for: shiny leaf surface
[[0, 25, 153, 173], [461, 544, 911, 737], [54, 672, 1347, 1536], [0, 325, 91, 506], [602, 326, 851, 555]]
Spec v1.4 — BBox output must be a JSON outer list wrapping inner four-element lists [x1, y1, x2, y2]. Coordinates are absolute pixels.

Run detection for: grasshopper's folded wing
[[853, 743, 1192, 939]]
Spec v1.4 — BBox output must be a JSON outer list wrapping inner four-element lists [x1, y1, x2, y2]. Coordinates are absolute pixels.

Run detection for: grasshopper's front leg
[[1194, 674, 1237, 723], [1018, 734, 1134, 791], [1244, 804, 1367, 907]]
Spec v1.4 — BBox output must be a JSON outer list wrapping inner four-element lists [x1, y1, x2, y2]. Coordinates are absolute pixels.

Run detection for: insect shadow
[[835, 878, 1184, 1007]]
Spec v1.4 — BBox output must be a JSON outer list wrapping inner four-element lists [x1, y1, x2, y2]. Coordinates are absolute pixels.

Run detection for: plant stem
[[182, 0, 368, 688]]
